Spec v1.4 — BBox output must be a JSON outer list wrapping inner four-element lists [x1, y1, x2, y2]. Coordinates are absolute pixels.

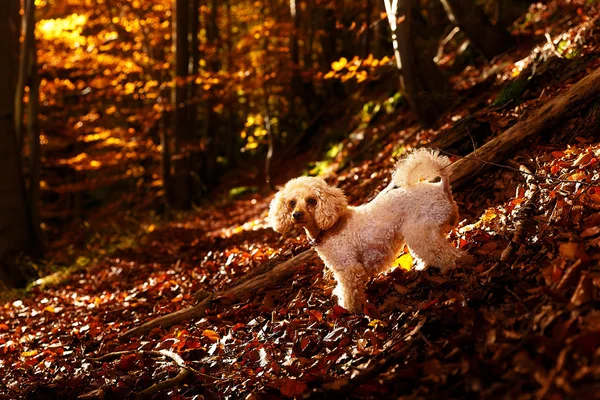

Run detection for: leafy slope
[[3, 2, 600, 399]]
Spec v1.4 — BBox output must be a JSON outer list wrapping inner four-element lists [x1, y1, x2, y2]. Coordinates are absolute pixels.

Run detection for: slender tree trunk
[[363, 0, 372, 58], [188, 0, 200, 140], [0, 0, 32, 288], [225, 0, 238, 166], [320, 8, 337, 68], [262, 6, 274, 190], [202, 0, 220, 186], [26, 7, 44, 250], [303, 0, 314, 68], [440, 0, 514, 60], [289, 0, 302, 104], [373, 0, 388, 58], [172, 0, 191, 208], [160, 109, 173, 215], [384, 0, 447, 126], [14, 0, 35, 147]]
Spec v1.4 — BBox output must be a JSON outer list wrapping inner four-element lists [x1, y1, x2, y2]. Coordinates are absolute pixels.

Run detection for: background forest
[[0, 0, 528, 285], [2, 0, 600, 399]]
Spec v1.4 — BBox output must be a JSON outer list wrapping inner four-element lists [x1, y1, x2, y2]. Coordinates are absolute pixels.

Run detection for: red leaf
[[307, 309, 322, 322], [115, 353, 138, 371], [363, 302, 381, 319], [331, 305, 349, 319], [280, 378, 307, 398]]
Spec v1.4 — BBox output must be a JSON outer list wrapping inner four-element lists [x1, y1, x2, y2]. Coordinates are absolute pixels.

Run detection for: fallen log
[[448, 65, 600, 188], [121, 249, 318, 338]]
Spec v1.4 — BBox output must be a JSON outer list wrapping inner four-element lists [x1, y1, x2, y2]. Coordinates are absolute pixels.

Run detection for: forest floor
[[3, 2, 600, 399]]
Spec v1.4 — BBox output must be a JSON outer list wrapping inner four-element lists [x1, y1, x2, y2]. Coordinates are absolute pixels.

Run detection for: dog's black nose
[[292, 211, 304, 220]]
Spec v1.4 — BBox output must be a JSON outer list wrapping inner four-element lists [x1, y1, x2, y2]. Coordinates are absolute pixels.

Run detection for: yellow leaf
[[480, 209, 497, 222], [43, 305, 56, 313], [568, 172, 587, 181], [323, 70, 336, 79], [202, 329, 220, 341], [21, 350, 38, 357], [356, 70, 368, 83], [341, 71, 355, 82], [559, 242, 580, 259], [331, 57, 348, 72], [393, 253, 413, 271]]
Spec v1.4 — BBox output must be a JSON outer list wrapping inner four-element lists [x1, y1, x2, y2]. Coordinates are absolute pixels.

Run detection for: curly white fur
[[392, 148, 451, 187], [269, 149, 469, 312]]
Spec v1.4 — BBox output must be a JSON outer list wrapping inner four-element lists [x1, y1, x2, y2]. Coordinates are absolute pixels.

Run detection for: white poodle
[[268, 149, 470, 312]]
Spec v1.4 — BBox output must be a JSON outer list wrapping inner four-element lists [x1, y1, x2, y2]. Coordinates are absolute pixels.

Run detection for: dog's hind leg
[[403, 224, 463, 270]]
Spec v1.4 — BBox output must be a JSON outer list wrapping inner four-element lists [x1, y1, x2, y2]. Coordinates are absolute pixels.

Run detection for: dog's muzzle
[[292, 211, 304, 221]]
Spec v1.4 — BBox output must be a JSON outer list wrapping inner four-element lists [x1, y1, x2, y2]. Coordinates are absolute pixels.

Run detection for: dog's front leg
[[331, 266, 368, 313]]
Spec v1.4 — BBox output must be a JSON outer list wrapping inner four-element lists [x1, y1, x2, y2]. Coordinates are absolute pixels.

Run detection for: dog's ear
[[315, 184, 348, 230], [268, 189, 294, 233]]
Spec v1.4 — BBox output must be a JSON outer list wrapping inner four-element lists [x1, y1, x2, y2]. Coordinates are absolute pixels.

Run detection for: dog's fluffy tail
[[392, 148, 451, 188]]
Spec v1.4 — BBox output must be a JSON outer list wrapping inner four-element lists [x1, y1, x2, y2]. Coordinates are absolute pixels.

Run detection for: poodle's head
[[268, 177, 348, 233]]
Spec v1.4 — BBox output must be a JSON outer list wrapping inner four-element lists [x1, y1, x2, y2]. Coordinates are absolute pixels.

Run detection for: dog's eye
[[306, 198, 317, 206], [289, 200, 296, 208]]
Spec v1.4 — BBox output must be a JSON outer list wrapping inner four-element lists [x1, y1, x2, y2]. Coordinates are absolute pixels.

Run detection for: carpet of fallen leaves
[[3, 2, 600, 399]]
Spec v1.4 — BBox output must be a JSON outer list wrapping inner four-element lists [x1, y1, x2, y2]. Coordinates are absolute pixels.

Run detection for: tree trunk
[[363, 0, 372, 58], [160, 110, 173, 214], [172, 0, 191, 209], [203, 0, 220, 187], [224, 0, 238, 166], [303, 0, 315, 68], [26, 1, 44, 250], [440, 0, 514, 60], [188, 0, 200, 139], [289, 0, 302, 102], [14, 0, 35, 147], [385, 0, 447, 126], [0, 0, 31, 288], [320, 8, 337, 68]]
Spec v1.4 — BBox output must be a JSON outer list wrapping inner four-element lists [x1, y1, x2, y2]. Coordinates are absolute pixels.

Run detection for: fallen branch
[[122, 249, 318, 338], [90, 348, 214, 377], [482, 164, 539, 277], [448, 65, 600, 188], [84, 349, 212, 400], [134, 368, 189, 400], [500, 165, 539, 263]]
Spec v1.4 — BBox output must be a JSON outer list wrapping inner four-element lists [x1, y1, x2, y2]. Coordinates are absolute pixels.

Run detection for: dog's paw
[[334, 291, 365, 314]]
